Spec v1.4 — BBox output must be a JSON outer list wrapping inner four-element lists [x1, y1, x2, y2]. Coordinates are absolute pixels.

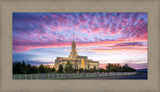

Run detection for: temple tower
[[69, 33, 77, 59], [55, 33, 99, 71]]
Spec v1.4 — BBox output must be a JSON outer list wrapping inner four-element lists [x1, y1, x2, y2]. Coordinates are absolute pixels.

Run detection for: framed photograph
[[0, 0, 159, 92], [12, 12, 147, 80]]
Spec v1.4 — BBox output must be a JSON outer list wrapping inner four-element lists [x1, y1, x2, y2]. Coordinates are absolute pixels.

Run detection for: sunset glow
[[13, 13, 147, 69]]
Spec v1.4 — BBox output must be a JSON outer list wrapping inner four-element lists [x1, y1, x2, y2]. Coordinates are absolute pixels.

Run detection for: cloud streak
[[13, 13, 147, 52]]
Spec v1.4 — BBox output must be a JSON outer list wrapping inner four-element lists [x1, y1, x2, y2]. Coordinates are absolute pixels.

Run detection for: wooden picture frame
[[0, 0, 159, 92]]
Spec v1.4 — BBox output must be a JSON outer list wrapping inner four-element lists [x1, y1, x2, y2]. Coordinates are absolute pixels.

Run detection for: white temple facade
[[55, 33, 99, 71]]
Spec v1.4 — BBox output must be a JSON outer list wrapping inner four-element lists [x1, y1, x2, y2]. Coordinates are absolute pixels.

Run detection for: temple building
[[55, 33, 99, 71]]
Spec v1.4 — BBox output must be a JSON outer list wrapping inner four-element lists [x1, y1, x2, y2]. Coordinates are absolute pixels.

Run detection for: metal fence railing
[[13, 72, 137, 80]]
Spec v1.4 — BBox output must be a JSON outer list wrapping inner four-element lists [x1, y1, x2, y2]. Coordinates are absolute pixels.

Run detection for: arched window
[[81, 58, 84, 68]]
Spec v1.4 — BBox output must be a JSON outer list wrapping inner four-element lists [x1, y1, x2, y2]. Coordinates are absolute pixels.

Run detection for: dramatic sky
[[13, 13, 148, 69]]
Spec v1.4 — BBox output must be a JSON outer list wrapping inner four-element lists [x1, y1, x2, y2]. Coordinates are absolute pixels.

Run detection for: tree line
[[13, 61, 55, 74], [105, 63, 136, 72], [57, 61, 136, 73], [13, 61, 136, 74]]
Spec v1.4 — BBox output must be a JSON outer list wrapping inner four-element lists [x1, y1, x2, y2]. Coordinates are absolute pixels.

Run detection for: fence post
[[41, 74, 43, 79], [69, 73, 70, 78], [64, 73, 66, 79], [52, 74, 54, 79], [78, 73, 79, 78], [25, 74, 26, 80], [68, 73, 69, 79], [36, 74, 37, 79], [44, 74, 45, 79], [76, 73, 77, 78], [66, 73, 68, 79], [41, 74, 42, 79], [19, 74, 20, 80], [31, 74, 32, 79], [71, 73, 72, 78]]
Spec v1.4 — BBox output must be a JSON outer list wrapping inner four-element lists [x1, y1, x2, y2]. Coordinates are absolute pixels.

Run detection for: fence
[[13, 72, 137, 80]]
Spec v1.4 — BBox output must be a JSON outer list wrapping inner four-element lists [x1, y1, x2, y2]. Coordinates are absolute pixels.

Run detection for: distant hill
[[136, 68, 148, 72]]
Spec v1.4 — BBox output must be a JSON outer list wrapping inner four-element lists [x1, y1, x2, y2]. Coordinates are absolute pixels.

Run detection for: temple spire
[[73, 32, 75, 42], [69, 32, 77, 59]]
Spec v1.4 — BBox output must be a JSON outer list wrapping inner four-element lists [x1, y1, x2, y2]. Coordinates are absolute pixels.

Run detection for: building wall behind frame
[[0, 0, 160, 92]]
